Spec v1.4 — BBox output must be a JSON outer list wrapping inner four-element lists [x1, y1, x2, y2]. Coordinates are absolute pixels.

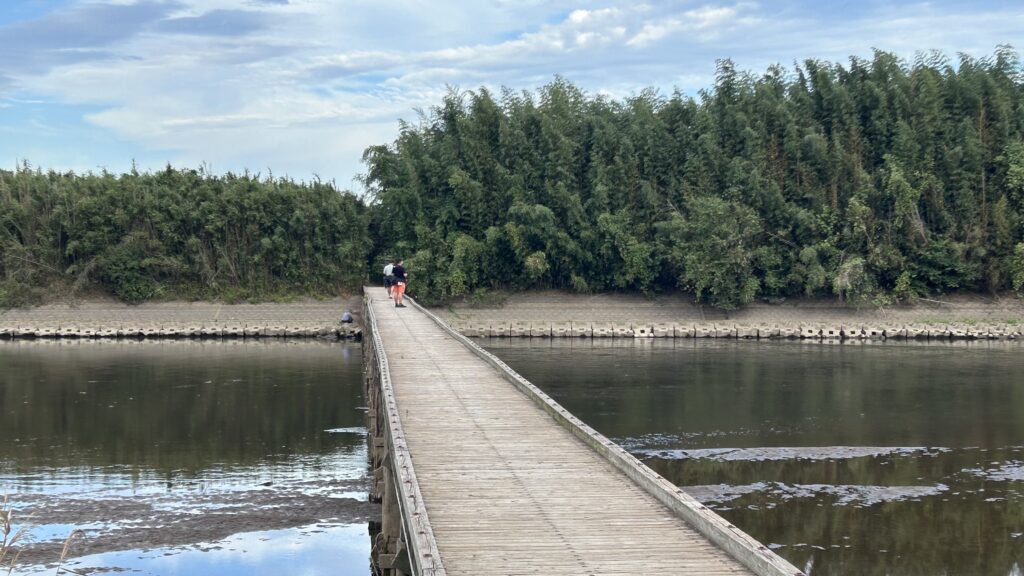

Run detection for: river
[[486, 338, 1024, 576], [3, 337, 1022, 575], [0, 339, 373, 576]]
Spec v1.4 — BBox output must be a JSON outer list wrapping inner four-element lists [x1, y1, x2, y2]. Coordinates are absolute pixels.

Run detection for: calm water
[[0, 339, 373, 576], [485, 338, 1024, 576], [5, 336, 1024, 575]]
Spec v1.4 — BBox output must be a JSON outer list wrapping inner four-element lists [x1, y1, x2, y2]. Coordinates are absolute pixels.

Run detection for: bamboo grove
[[0, 166, 369, 305], [2, 48, 1024, 309], [366, 48, 1024, 309]]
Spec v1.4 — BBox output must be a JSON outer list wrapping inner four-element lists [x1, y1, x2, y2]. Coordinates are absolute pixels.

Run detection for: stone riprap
[[0, 299, 361, 340], [4, 292, 1022, 341], [429, 292, 1024, 341]]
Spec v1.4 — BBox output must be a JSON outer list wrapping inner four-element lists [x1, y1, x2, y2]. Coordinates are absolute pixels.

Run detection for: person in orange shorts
[[391, 260, 408, 307]]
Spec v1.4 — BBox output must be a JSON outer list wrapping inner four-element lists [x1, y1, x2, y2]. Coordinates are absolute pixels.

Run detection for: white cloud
[[0, 0, 1020, 187], [627, 5, 745, 47]]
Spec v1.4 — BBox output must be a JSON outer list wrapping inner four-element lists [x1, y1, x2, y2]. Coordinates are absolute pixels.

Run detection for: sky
[[0, 0, 1021, 191]]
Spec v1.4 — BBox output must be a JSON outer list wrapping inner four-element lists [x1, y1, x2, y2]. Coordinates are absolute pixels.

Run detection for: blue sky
[[0, 0, 1020, 190]]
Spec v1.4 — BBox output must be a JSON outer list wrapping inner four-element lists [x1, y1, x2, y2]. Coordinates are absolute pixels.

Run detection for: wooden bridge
[[362, 287, 804, 576]]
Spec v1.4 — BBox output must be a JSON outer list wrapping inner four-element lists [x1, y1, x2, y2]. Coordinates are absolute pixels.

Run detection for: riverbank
[[430, 291, 1024, 339], [0, 297, 363, 339], [3, 292, 1023, 340]]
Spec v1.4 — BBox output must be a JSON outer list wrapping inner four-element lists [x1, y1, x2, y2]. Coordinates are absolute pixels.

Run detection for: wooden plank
[[368, 287, 802, 576]]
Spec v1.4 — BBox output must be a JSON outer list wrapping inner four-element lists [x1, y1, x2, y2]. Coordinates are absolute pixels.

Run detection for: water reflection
[[486, 338, 1024, 576], [0, 339, 374, 575], [14, 524, 371, 576]]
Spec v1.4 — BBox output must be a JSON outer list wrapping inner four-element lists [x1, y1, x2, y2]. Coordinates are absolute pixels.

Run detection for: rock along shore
[[0, 298, 362, 340], [428, 291, 1024, 341], [3, 291, 1023, 342]]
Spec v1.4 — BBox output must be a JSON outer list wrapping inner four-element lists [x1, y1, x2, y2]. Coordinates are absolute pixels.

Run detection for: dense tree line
[[366, 47, 1024, 308], [3, 48, 1024, 309], [0, 165, 369, 305]]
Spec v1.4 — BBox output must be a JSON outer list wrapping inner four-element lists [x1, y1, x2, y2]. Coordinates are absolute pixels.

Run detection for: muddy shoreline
[[7, 479, 377, 570], [4, 292, 1023, 340], [432, 291, 1024, 340], [0, 297, 364, 341]]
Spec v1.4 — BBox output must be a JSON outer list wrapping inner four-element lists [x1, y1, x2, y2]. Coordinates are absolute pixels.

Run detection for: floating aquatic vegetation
[[324, 427, 367, 435], [965, 461, 1024, 482], [640, 446, 949, 462], [685, 481, 949, 507]]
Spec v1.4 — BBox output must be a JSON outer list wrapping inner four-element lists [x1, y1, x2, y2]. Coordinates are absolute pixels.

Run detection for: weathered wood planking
[[368, 287, 803, 576]]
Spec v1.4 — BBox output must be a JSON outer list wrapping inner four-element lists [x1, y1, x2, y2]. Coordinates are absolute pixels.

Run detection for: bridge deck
[[369, 288, 761, 575]]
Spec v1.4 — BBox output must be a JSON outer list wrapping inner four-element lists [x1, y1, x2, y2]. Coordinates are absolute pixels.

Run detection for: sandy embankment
[[0, 296, 364, 339], [428, 291, 1024, 339], [2, 292, 1022, 339]]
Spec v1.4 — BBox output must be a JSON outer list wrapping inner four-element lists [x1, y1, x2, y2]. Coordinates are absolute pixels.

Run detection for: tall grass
[[55, 530, 85, 575], [1, 496, 85, 575], [1, 495, 28, 575]]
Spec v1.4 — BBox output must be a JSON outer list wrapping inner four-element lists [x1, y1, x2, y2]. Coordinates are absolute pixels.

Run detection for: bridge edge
[[408, 295, 805, 576], [365, 290, 448, 576]]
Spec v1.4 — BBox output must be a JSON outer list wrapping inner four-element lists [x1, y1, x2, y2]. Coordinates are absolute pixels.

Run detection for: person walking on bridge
[[392, 260, 408, 308], [383, 259, 395, 298]]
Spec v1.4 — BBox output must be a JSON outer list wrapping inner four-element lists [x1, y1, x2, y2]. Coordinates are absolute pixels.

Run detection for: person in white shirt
[[383, 260, 395, 298]]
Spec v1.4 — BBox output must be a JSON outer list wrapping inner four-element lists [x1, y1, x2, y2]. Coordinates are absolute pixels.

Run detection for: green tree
[[657, 197, 762, 310]]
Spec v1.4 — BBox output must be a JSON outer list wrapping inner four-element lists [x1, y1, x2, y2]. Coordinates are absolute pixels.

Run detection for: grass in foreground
[[1, 495, 28, 574], [2, 496, 86, 575]]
